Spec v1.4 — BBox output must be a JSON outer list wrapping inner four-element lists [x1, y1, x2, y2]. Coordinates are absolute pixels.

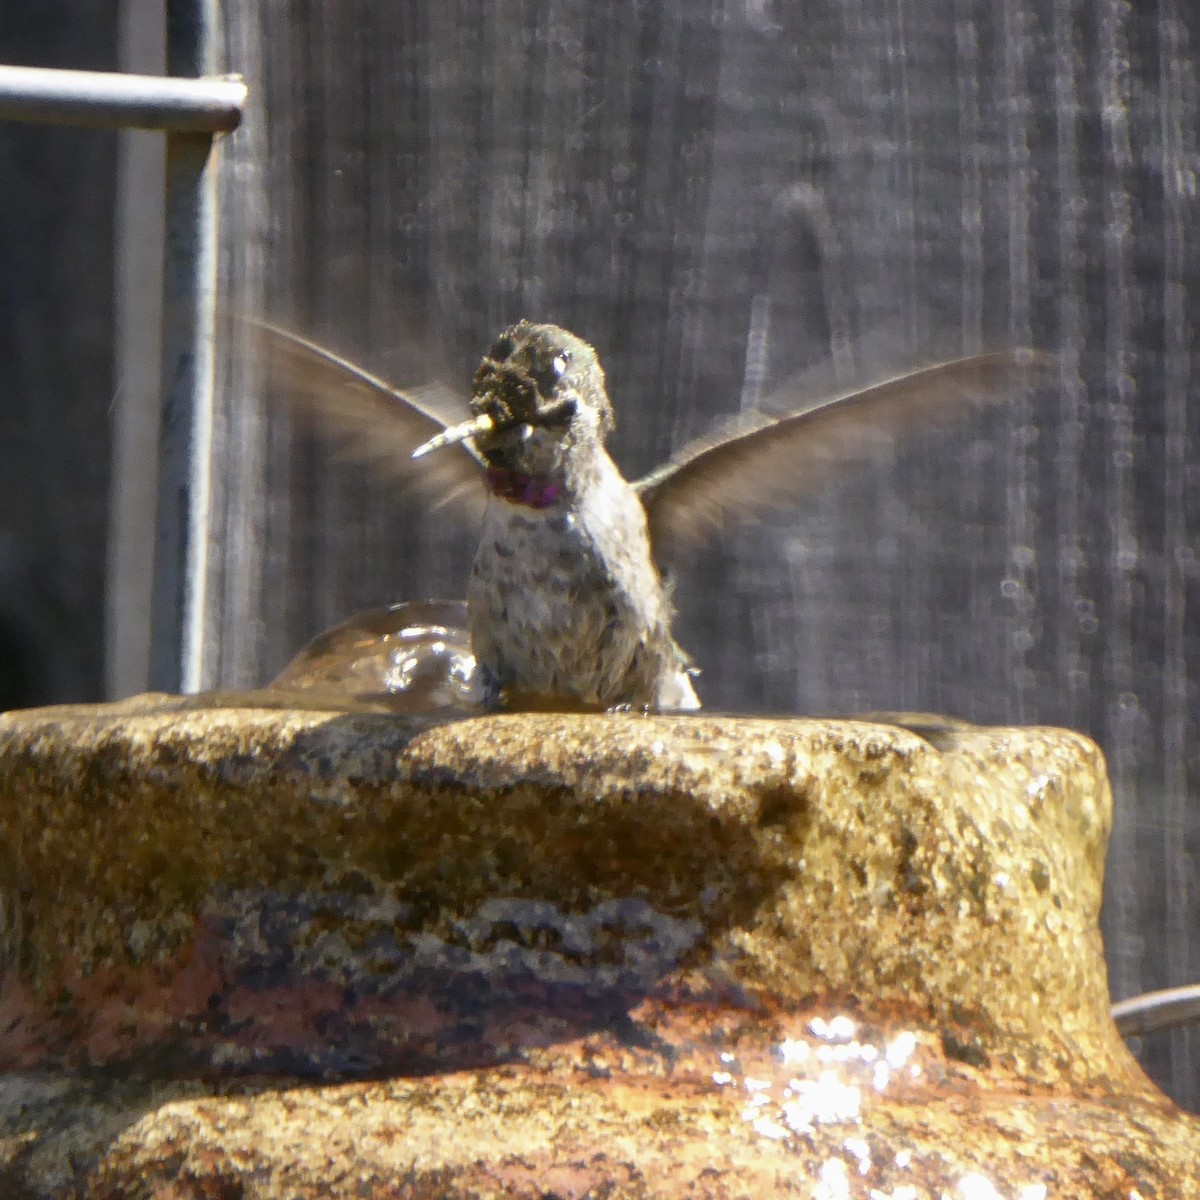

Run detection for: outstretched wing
[[635, 350, 1050, 555], [255, 321, 487, 519]]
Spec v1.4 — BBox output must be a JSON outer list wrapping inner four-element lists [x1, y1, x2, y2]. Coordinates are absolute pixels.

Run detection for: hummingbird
[[262, 320, 1044, 711]]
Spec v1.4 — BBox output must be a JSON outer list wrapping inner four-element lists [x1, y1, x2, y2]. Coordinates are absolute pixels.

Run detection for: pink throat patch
[[486, 466, 562, 510]]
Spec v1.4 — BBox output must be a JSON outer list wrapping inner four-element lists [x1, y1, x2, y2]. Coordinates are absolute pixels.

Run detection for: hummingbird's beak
[[411, 393, 577, 460], [412, 412, 499, 460]]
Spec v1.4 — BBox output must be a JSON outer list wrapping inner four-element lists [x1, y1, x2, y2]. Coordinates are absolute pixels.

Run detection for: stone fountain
[[0, 606, 1195, 1196]]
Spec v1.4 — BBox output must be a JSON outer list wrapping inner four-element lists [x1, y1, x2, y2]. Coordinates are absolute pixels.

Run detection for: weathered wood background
[[0, 1, 116, 707], [7, 0, 1200, 1108]]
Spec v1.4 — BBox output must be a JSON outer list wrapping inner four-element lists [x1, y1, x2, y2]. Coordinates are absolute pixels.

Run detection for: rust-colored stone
[[0, 696, 1196, 1197]]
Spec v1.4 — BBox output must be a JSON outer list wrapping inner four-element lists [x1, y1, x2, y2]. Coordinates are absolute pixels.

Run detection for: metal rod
[[1112, 984, 1200, 1038], [0, 63, 244, 132], [142, 0, 229, 694], [148, 129, 220, 693]]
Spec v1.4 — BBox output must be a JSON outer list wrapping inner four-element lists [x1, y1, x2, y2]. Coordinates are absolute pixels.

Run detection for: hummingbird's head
[[467, 322, 614, 472]]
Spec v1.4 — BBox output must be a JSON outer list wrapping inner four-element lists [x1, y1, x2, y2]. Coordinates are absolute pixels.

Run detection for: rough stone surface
[[0, 695, 1196, 1197]]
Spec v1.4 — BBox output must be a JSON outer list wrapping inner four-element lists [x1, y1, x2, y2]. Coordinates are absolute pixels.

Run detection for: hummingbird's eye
[[533, 350, 572, 397]]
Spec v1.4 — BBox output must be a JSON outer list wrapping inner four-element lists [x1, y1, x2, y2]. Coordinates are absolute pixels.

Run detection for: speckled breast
[[467, 486, 676, 704]]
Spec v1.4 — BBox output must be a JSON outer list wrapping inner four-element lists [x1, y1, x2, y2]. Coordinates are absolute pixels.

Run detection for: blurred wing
[[256, 321, 487, 519], [636, 350, 1051, 555]]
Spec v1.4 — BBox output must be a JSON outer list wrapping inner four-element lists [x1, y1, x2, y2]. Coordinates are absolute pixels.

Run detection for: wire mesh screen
[[208, 0, 1200, 1107]]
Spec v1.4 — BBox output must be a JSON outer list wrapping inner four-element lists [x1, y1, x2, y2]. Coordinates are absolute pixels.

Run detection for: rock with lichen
[[0, 695, 1196, 1197]]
